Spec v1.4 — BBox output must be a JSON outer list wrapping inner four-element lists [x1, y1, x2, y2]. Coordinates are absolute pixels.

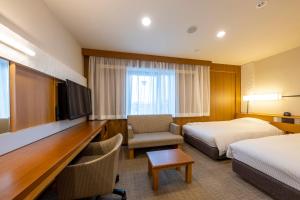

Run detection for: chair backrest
[[56, 134, 123, 200], [127, 115, 173, 134]]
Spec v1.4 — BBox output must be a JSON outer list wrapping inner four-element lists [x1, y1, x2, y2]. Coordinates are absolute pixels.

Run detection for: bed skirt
[[232, 159, 300, 200], [184, 133, 226, 160]]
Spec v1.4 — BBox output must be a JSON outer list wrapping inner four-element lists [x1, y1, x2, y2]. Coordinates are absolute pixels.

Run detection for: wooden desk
[[0, 120, 107, 200]]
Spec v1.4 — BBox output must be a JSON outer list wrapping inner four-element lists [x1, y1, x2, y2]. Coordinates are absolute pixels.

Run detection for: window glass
[[126, 67, 175, 115]]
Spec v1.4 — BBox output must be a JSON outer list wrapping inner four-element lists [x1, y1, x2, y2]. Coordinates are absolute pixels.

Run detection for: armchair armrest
[[170, 123, 181, 135], [127, 124, 134, 139]]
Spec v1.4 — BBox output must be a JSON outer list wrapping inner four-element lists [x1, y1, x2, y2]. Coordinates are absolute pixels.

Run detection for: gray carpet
[[115, 143, 272, 200], [39, 143, 272, 200]]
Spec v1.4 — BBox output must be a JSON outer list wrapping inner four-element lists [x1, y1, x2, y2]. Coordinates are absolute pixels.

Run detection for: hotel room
[[0, 0, 300, 200]]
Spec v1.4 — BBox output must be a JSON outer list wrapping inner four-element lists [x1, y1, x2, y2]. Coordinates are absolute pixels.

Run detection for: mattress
[[183, 117, 283, 156], [227, 134, 300, 191]]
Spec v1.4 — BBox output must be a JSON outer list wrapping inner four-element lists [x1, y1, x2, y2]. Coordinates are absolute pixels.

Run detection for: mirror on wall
[[0, 58, 10, 134]]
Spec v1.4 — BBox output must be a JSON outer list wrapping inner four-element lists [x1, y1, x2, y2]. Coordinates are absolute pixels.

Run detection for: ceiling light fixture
[[0, 24, 36, 56], [256, 0, 268, 9], [187, 26, 198, 34], [216, 30, 226, 38], [141, 17, 151, 27]]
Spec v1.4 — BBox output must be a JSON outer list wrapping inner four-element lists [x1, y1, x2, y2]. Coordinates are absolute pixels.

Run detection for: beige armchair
[[127, 115, 183, 159], [56, 133, 126, 200]]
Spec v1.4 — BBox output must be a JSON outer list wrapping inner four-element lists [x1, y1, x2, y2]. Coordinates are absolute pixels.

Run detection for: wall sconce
[[0, 24, 36, 57], [243, 93, 282, 114]]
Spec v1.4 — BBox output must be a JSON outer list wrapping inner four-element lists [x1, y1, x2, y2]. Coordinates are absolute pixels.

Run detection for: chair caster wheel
[[113, 188, 126, 200]]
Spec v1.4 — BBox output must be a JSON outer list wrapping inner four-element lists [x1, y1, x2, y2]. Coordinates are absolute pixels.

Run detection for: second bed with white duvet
[[183, 117, 283, 158]]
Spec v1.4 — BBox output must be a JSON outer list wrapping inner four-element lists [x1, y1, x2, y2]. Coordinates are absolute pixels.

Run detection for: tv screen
[[65, 79, 92, 120]]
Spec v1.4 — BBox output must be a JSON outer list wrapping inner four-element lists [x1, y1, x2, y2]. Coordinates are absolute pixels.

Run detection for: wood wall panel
[[10, 65, 56, 131]]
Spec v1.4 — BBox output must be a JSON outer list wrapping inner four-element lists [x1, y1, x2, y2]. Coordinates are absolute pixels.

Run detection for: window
[[126, 67, 176, 115], [0, 58, 10, 118]]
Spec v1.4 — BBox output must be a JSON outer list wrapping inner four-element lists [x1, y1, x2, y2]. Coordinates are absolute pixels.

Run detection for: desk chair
[[56, 133, 126, 200]]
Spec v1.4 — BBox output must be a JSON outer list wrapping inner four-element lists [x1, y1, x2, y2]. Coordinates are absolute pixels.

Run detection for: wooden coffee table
[[146, 149, 194, 191]]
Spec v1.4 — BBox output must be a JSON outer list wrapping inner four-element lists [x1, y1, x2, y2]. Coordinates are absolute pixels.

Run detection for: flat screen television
[[57, 80, 92, 120]]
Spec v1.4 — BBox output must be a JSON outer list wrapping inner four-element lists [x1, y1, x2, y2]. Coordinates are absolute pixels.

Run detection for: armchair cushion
[[170, 123, 181, 135], [128, 132, 183, 149]]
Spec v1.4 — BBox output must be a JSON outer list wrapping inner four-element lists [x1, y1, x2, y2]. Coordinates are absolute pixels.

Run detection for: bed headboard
[[235, 113, 300, 134]]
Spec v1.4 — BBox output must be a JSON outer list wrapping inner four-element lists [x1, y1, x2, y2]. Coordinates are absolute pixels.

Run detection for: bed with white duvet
[[183, 117, 283, 159], [227, 134, 300, 200]]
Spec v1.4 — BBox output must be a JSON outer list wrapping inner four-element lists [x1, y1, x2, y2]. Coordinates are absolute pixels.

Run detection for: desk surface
[[0, 120, 106, 200]]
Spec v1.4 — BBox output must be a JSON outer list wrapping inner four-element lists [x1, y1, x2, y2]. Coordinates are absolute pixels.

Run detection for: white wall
[[241, 46, 300, 115], [0, 0, 83, 75]]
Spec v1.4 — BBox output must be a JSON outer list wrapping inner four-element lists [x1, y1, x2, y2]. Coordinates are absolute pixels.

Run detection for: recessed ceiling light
[[216, 31, 226, 38], [187, 26, 198, 34], [141, 17, 151, 27], [256, 0, 268, 9]]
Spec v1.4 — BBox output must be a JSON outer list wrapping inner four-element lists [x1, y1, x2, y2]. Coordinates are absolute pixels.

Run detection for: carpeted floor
[[115, 143, 272, 200], [39, 143, 272, 200]]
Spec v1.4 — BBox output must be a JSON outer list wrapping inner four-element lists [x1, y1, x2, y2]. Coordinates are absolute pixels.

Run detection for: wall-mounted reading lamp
[[0, 24, 36, 57], [243, 93, 282, 114], [243, 93, 300, 114]]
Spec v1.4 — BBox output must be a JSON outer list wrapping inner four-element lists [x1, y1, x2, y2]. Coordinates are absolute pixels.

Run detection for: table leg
[[148, 159, 152, 176], [185, 164, 192, 183], [152, 169, 159, 191]]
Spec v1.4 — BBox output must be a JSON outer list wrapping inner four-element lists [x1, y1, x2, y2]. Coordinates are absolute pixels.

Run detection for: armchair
[[56, 133, 126, 200], [127, 115, 183, 159]]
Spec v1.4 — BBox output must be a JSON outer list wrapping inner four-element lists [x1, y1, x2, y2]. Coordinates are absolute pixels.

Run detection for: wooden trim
[[82, 48, 212, 66], [270, 122, 300, 134], [83, 55, 89, 79], [9, 62, 16, 132], [236, 113, 300, 120]]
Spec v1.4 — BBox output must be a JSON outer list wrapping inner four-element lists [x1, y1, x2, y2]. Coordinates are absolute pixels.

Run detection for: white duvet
[[227, 134, 300, 190], [183, 117, 283, 156]]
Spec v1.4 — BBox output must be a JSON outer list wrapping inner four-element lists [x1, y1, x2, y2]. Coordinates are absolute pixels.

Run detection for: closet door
[[210, 71, 237, 121]]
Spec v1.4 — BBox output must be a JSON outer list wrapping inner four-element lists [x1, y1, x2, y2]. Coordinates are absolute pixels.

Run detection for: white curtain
[[0, 59, 10, 118], [175, 64, 210, 116], [89, 56, 210, 119], [126, 61, 176, 115], [88, 57, 137, 120]]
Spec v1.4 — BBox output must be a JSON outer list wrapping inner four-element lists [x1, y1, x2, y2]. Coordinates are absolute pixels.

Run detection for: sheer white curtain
[[88, 57, 137, 120], [126, 61, 176, 115], [89, 56, 210, 119], [0, 59, 10, 118], [175, 64, 210, 116]]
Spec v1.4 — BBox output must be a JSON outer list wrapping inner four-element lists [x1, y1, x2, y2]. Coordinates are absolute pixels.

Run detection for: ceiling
[[44, 0, 300, 65]]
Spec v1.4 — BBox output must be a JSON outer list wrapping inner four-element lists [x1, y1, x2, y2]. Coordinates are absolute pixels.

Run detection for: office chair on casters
[[56, 133, 126, 200]]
